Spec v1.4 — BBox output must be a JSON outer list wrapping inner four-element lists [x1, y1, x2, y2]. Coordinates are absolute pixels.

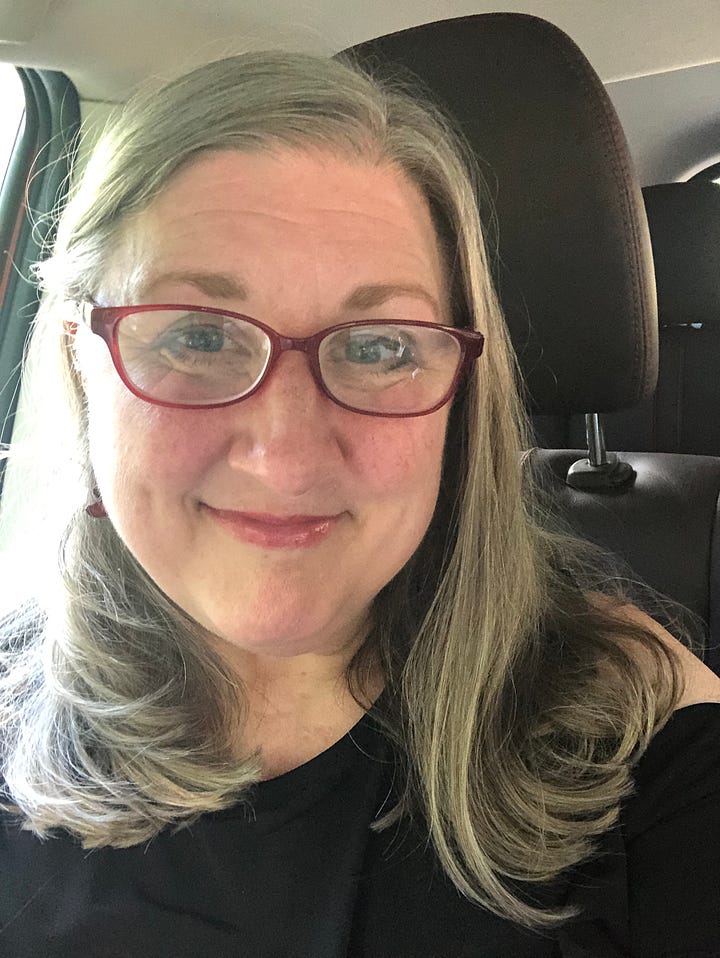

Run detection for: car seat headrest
[[643, 181, 720, 329], [342, 13, 658, 415]]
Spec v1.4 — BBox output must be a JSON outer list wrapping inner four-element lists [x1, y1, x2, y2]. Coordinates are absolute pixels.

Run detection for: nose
[[224, 350, 345, 498]]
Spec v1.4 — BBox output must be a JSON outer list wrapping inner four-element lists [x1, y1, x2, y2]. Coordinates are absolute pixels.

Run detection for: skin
[[74, 148, 454, 761]]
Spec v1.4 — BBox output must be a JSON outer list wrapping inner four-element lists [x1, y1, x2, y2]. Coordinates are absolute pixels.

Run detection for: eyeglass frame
[[71, 302, 485, 418]]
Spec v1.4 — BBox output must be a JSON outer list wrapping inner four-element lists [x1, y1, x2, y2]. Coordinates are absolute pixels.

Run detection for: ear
[[63, 302, 92, 392], [63, 306, 92, 390]]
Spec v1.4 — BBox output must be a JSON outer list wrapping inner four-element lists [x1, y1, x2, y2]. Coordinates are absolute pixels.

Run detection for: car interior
[[0, 2, 719, 671]]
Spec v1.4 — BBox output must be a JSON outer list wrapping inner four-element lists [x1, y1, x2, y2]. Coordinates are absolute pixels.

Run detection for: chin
[[198, 608, 348, 659]]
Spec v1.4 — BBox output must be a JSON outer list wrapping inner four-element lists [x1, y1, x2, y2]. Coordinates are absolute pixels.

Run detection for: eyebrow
[[144, 270, 248, 300], [342, 282, 440, 313], [143, 270, 442, 316]]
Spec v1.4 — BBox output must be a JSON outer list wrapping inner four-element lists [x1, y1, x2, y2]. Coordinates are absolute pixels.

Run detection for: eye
[[173, 324, 226, 353], [151, 314, 257, 361], [340, 330, 416, 368]]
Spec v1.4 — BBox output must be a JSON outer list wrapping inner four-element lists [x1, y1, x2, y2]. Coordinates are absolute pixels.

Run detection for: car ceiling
[[0, 0, 719, 184]]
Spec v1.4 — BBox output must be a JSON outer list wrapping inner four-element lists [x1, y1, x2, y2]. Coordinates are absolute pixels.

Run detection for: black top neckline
[[210, 701, 391, 822], [210, 699, 720, 823]]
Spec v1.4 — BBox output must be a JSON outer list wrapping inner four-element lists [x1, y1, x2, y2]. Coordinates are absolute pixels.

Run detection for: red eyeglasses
[[76, 303, 485, 418]]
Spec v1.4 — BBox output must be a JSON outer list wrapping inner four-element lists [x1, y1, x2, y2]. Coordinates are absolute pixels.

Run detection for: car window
[[0, 65, 23, 190]]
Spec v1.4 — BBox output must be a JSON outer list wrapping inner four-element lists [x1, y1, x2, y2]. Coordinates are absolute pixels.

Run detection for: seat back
[[630, 180, 720, 454], [535, 179, 720, 454], [342, 14, 720, 671]]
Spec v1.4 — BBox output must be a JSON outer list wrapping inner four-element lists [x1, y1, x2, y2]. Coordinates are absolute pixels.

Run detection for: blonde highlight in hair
[[0, 51, 684, 930]]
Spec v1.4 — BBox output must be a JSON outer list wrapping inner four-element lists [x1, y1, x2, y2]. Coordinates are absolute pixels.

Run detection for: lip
[[203, 506, 343, 549]]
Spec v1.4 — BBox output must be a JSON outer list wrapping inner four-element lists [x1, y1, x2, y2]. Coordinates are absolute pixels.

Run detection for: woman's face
[[76, 148, 452, 681]]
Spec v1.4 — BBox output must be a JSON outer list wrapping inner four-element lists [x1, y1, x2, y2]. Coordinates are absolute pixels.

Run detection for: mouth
[[202, 506, 344, 549]]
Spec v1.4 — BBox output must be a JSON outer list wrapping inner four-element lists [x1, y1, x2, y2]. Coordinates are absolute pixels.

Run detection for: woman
[[0, 51, 718, 956]]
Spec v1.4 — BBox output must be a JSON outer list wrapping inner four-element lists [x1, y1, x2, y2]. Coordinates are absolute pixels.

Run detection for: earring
[[85, 488, 107, 519]]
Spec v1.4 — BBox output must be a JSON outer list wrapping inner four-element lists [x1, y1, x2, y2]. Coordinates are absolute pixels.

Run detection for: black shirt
[[1, 703, 719, 957]]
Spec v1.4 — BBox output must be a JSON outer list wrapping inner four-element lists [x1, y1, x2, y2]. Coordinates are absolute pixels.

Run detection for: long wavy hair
[[0, 51, 686, 930]]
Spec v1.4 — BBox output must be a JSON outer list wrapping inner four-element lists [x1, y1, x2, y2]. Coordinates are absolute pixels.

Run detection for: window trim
[[0, 69, 80, 487]]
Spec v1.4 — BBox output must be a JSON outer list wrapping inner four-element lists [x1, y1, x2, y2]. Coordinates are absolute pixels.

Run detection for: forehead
[[103, 148, 449, 310]]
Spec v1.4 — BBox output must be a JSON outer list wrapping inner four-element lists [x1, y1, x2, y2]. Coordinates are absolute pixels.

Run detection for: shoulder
[[610, 602, 720, 710]]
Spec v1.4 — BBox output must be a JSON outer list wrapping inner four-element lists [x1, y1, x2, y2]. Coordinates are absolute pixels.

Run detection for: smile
[[202, 506, 343, 549]]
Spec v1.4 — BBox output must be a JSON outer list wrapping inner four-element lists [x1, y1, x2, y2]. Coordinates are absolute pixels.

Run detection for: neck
[[240, 669, 385, 780]]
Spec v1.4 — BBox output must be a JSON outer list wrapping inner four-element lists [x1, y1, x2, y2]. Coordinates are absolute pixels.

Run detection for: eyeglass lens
[[116, 309, 462, 414]]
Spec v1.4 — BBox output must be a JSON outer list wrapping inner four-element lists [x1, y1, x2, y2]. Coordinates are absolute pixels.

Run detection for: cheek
[[351, 415, 448, 510], [85, 409, 226, 503], [84, 377, 215, 507]]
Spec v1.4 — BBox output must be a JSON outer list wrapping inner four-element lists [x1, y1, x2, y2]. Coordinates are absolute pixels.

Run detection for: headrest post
[[586, 413, 607, 467], [565, 413, 637, 491]]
